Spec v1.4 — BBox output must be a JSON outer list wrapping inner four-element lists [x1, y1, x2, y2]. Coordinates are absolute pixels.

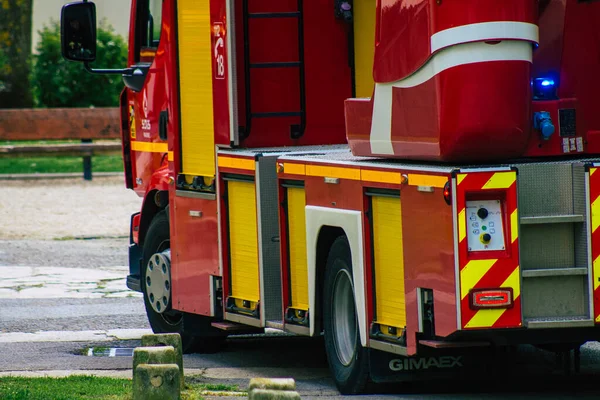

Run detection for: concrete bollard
[[141, 333, 184, 390], [249, 378, 296, 391], [133, 363, 180, 400], [133, 345, 177, 372], [248, 378, 300, 400]]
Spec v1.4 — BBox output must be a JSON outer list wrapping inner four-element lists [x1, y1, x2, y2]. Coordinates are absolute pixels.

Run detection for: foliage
[[0, 0, 33, 108], [31, 19, 127, 108], [0, 47, 8, 92]]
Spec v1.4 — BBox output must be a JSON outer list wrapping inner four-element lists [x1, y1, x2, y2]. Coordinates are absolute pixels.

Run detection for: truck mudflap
[[368, 347, 505, 384]]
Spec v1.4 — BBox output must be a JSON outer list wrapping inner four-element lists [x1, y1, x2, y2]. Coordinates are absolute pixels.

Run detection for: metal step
[[526, 316, 594, 329], [520, 215, 585, 225], [265, 320, 284, 330], [211, 321, 264, 334], [522, 267, 588, 278]]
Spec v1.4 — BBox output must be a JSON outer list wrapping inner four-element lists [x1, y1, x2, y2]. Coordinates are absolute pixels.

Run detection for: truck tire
[[142, 210, 225, 353], [323, 236, 369, 394]]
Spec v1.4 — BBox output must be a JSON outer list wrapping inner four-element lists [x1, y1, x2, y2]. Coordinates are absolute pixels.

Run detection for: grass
[[0, 376, 243, 400], [0, 376, 131, 400], [0, 140, 123, 174], [0, 156, 124, 174]]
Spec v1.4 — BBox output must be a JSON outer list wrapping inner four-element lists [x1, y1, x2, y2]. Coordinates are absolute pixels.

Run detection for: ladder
[[238, 0, 307, 140]]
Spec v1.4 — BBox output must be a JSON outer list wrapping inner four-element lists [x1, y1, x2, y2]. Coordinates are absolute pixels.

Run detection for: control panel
[[466, 200, 505, 252]]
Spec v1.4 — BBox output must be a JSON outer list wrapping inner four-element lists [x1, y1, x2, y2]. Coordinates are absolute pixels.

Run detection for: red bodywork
[[347, 0, 600, 162], [347, 1, 538, 162]]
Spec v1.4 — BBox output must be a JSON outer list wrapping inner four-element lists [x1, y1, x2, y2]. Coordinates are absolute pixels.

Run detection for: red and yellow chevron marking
[[589, 168, 600, 322], [456, 171, 521, 329]]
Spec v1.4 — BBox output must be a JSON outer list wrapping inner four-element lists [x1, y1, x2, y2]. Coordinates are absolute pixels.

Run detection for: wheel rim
[[332, 268, 357, 367], [145, 247, 171, 314]]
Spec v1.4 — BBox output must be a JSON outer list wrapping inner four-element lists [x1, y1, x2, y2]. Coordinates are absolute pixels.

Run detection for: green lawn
[[0, 156, 124, 174], [0, 376, 131, 400], [0, 376, 243, 400], [0, 140, 124, 174]]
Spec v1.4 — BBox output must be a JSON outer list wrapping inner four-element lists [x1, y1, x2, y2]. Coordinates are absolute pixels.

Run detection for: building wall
[[32, 0, 132, 51]]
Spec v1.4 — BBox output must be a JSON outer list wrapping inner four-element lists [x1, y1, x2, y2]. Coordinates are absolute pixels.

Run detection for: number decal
[[213, 22, 226, 80]]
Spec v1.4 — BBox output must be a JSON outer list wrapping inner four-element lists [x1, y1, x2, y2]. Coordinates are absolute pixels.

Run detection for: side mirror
[[61, 2, 97, 62]]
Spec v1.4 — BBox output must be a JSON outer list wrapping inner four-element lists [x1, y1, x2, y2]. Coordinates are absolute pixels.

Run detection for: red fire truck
[[61, 0, 600, 394]]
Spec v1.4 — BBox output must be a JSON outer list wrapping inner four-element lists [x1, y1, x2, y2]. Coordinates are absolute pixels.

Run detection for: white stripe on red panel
[[369, 40, 533, 155], [431, 21, 539, 54]]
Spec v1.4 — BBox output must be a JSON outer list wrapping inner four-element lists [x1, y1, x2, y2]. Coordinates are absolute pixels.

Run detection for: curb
[[0, 172, 122, 180]]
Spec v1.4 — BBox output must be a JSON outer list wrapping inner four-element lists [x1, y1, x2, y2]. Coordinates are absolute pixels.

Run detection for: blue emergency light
[[533, 77, 558, 100]]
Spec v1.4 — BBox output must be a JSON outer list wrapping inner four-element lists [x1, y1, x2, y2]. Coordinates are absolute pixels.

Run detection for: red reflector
[[132, 214, 141, 245], [469, 288, 513, 310], [443, 181, 452, 205]]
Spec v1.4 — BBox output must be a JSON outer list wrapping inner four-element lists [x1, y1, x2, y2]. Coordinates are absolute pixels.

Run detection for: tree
[[31, 19, 127, 108], [0, 0, 33, 108]]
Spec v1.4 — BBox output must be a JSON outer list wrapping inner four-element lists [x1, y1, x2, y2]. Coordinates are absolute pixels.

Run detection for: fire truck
[[61, 0, 600, 394]]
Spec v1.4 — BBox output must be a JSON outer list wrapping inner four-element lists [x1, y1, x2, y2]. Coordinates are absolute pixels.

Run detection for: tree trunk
[[0, 0, 33, 108]]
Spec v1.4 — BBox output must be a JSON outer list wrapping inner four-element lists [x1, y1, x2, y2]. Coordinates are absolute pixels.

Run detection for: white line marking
[[431, 21, 539, 53], [0, 329, 153, 343], [369, 40, 533, 155]]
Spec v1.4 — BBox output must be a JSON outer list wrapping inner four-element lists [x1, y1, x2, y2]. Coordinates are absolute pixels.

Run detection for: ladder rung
[[252, 111, 303, 118], [250, 62, 301, 69], [248, 12, 300, 19]]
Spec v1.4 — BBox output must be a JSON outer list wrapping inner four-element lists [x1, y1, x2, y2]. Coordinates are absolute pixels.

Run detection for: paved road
[[2, 178, 600, 398], [3, 238, 600, 398]]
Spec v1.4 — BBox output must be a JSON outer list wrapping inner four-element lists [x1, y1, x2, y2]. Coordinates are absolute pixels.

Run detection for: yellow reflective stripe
[[457, 174, 467, 186], [305, 165, 361, 180], [464, 307, 505, 329], [361, 169, 402, 184], [503, 265, 521, 299], [458, 209, 466, 243], [592, 196, 600, 233], [218, 156, 256, 171], [283, 163, 306, 176], [407, 174, 447, 188], [591, 168, 597, 176], [460, 259, 497, 300], [482, 172, 516, 190], [511, 209, 519, 243], [131, 141, 168, 153], [464, 266, 520, 329], [594, 255, 600, 291]]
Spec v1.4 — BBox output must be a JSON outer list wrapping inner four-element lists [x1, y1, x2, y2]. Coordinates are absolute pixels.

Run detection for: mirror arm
[[84, 62, 133, 75]]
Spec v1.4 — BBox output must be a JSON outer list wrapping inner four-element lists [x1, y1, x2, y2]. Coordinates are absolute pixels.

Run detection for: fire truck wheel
[[323, 236, 369, 395], [142, 210, 225, 354]]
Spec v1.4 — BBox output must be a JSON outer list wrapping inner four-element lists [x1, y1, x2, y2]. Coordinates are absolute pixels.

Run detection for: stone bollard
[[133, 345, 177, 372], [133, 363, 181, 400], [142, 333, 184, 390], [248, 378, 300, 400]]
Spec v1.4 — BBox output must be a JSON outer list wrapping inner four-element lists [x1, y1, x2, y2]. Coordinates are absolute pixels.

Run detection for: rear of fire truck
[[59, 0, 600, 395]]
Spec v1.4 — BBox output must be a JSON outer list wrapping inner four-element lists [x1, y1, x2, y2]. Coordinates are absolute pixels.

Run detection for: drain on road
[[86, 347, 134, 357]]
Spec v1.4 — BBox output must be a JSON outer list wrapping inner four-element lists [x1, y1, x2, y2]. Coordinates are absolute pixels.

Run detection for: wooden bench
[[0, 108, 122, 180]]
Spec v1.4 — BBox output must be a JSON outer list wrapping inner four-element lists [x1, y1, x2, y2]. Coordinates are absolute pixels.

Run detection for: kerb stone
[[133, 363, 180, 400], [141, 333, 184, 390]]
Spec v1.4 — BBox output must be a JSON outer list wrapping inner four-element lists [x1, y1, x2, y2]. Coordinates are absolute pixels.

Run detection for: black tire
[[142, 210, 225, 354], [323, 236, 369, 394]]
